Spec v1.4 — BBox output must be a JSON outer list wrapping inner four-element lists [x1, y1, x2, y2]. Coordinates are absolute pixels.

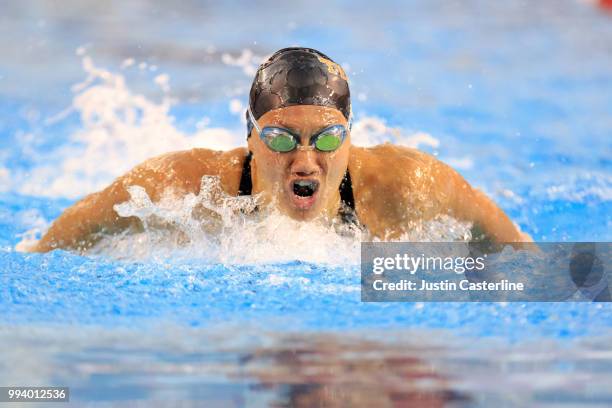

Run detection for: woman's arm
[[29, 148, 246, 252], [31, 177, 137, 252], [349, 145, 532, 244], [433, 159, 532, 244]]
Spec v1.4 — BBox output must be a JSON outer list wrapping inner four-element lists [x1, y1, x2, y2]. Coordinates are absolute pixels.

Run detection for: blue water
[[1, 0, 612, 406]]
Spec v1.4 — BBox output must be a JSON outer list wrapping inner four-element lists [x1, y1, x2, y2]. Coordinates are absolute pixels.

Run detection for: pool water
[[1, 0, 611, 406]]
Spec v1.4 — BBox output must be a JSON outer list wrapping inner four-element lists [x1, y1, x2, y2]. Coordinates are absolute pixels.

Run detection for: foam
[[17, 57, 243, 199], [221, 49, 268, 77], [350, 116, 440, 148], [544, 172, 612, 202], [83, 175, 472, 264], [89, 175, 362, 264], [12, 208, 49, 253]]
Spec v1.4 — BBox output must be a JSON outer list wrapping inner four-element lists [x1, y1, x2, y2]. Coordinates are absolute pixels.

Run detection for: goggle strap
[[247, 106, 262, 134]]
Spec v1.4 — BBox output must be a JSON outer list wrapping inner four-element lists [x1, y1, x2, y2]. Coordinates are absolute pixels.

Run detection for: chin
[[286, 206, 322, 221], [282, 193, 326, 221]]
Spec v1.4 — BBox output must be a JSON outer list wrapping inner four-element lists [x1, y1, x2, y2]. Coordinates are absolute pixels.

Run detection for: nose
[[290, 149, 320, 177]]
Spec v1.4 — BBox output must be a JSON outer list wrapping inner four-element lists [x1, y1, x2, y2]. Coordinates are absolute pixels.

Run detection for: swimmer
[[30, 47, 531, 252]]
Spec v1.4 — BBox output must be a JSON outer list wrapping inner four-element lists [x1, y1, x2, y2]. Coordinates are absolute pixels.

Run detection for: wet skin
[[31, 105, 531, 252]]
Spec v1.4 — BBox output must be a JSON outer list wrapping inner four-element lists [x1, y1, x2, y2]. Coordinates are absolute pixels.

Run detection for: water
[[1, 0, 611, 406]]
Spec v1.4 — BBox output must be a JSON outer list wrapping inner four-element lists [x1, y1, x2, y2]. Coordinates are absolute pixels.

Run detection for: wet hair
[[247, 47, 351, 137]]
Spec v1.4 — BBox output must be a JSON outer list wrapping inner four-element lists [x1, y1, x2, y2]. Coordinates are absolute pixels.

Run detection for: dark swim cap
[[247, 47, 351, 135]]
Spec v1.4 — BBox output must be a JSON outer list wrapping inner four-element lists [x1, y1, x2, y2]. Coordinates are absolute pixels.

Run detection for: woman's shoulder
[[347, 144, 454, 238], [348, 143, 444, 191], [349, 143, 437, 167], [122, 147, 249, 197]]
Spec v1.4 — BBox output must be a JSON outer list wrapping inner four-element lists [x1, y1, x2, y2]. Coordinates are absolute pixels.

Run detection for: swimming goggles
[[247, 106, 348, 153]]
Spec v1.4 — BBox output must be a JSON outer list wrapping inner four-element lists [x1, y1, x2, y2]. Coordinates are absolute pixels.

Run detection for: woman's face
[[248, 105, 351, 221]]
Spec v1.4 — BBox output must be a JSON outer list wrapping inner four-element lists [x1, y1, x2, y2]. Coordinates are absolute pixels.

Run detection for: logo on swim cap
[[317, 56, 348, 82]]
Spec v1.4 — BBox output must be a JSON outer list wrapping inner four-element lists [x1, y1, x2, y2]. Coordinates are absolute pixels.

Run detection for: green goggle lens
[[259, 125, 346, 152], [266, 133, 296, 152], [314, 133, 342, 152]]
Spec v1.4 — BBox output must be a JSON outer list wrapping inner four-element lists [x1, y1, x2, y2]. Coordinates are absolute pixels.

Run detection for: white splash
[[396, 215, 472, 242], [350, 116, 439, 149], [545, 172, 612, 203], [90, 176, 363, 265], [83, 175, 472, 264], [221, 49, 269, 77], [13, 209, 49, 253], [17, 57, 243, 199]]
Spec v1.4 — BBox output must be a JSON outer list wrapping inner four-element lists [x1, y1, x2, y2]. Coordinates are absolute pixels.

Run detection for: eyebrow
[[273, 122, 299, 132], [273, 120, 336, 131]]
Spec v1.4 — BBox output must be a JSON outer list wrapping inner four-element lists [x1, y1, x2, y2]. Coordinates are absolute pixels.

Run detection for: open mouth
[[293, 179, 319, 197], [289, 179, 320, 211]]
